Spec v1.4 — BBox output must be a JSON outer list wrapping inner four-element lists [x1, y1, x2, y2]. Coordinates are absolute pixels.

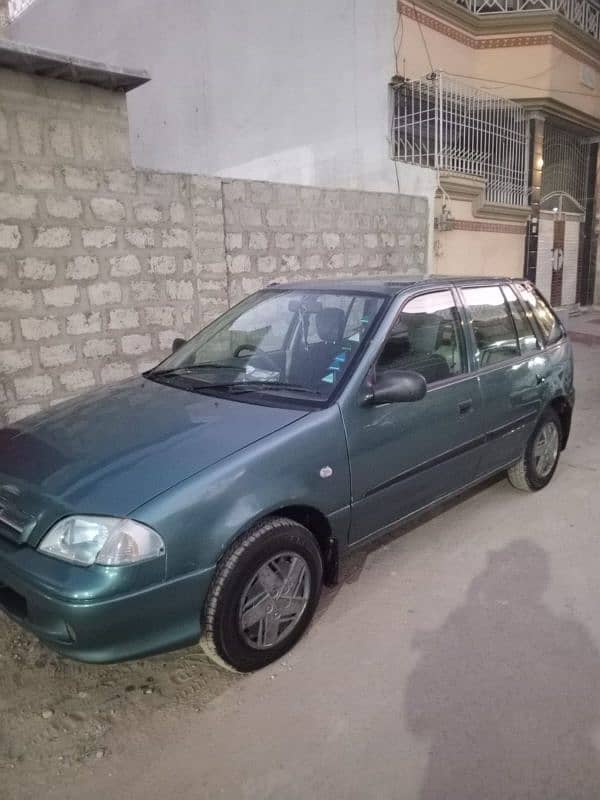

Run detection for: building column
[[523, 113, 545, 284], [592, 147, 600, 305], [530, 113, 545, 215]]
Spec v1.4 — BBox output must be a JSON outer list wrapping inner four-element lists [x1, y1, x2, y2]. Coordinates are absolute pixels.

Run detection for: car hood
[[0, 377, 308, 543]]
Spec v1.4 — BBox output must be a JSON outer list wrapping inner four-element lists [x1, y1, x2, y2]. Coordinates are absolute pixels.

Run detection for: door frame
[[338, 283, 485, 547], [454, 281, 547, 470]]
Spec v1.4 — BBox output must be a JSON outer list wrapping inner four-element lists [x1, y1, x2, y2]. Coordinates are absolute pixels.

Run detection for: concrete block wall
[[0, 69, 428, 425], [0, 66, 228, 425], [222, 180, 428, 305], [0, 166, 228, 424], [0, 67, 131, 168]]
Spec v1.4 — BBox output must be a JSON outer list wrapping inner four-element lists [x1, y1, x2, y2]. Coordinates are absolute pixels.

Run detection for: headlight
[[38, 516, 165, 567]]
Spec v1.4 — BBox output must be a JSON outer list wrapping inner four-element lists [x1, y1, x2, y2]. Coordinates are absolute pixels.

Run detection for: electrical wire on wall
[[408, 3, 450, 218], [391, 0, 450, 218], [393, 157, 402, 192], [411, 0, 434, 74], [393, 3, 404, 75], [390, 2, 404, 192], [445, 71, 600, 98]]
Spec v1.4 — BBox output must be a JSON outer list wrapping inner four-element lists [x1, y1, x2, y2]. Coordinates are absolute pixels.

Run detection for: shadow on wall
[[405, 540, 600, 800]]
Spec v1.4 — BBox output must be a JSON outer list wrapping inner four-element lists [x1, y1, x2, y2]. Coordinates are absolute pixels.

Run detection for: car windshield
[[149, 288, 386, 401]]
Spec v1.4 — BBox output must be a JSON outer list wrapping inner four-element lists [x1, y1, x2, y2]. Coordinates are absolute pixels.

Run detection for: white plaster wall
[[9, 0, 435, 204], [562, 217, 580, 305], [537, 215, 554, 299]]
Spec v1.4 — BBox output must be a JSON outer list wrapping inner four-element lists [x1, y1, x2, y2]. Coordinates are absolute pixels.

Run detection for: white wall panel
[[536, 215, 554, 298], [562, 217, 580, 305]]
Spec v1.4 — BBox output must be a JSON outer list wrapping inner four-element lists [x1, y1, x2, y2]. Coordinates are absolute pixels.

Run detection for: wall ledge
[[0, 37, 149, 91], [439, 171, 531, 223]]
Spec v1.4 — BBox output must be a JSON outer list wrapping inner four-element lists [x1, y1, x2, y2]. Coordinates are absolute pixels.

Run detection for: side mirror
[[172, 337, 186, 353], [368, 369, 427, 405]]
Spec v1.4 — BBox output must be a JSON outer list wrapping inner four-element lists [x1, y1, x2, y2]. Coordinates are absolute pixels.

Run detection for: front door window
[[376, 290, 465, 385]]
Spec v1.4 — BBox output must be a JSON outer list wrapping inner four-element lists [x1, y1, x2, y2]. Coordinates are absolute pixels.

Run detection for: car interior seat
[[290, 307, 347, 388], [378, 315, 450, 384]]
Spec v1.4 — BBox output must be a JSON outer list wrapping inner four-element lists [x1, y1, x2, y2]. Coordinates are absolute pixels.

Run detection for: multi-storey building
[[394, 0, 600, 305]]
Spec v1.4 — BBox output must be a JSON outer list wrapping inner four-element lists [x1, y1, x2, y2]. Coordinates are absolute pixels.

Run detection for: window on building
[[377, 290, 465, 384], [391, 73, 529, 207], [502, 285, 540, 354], [541, 125, 591, 211], [462, 286, 519, 367]]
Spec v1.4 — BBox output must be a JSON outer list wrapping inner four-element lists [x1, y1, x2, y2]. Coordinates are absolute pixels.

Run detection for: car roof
[[266, 275, 520, 297]]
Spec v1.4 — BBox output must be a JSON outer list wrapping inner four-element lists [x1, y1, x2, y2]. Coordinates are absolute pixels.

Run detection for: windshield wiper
[[194, 381, 323, 396], [151, 363, 236, 376], [148, 370, 323, 397]]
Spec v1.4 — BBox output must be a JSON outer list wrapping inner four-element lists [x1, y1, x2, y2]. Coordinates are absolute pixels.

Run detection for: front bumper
[[0, 538, 215, 663]]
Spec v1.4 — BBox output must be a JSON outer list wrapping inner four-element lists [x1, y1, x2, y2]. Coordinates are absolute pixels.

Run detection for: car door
[[341, 288, 485, 546], [459, 283, 545, 475]]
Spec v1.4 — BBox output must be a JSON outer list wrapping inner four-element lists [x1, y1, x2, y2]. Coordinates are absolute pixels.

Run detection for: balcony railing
[[7, 0, 36, 22], [454, 0, 600, 42], [391, 73, 530, 207]]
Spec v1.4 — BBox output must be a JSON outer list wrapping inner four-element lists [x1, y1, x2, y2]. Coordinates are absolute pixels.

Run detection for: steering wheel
[[233, 343, 280, 372]]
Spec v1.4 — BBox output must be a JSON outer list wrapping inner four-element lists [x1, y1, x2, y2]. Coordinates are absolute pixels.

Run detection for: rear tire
[[202, 517, 323, 672], [508, 408, 562, 492]]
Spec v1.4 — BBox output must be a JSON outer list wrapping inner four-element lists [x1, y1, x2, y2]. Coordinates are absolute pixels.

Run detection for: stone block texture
[[0, 68, 228, 425], [221, 180, 428, 305], [0, 69, 427, 424]]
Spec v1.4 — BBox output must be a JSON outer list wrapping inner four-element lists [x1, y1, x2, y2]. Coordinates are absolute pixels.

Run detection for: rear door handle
[[458, 399, 473, 415]]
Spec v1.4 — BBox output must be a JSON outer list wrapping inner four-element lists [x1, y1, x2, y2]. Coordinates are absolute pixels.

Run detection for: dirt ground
[[0, 545, 369, 796], [0, 569, 374, 798], [0, 618, 239, 786]]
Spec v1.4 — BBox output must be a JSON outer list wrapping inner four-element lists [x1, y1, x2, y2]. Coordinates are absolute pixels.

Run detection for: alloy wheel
[[238, 552, 311, 650], [533, 421, 559, 478]]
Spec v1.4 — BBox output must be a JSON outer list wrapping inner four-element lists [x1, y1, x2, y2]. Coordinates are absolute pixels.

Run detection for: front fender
[[132, 404, 351, 579]]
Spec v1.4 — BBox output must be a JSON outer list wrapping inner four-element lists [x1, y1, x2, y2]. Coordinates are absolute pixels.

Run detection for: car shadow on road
[[404, 539, 600, 799]]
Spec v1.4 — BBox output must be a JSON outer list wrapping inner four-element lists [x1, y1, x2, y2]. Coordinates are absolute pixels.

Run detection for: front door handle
[[536, 374, 546, 385], [458, 399, 473, 415]]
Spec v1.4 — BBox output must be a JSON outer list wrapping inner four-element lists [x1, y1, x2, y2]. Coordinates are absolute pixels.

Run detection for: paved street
[[10, 317, 600, 800]]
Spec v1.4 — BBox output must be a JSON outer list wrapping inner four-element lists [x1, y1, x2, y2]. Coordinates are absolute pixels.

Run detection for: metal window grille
[[391, 73, 530, 207], [7, 0, 35, 21], [541, 124, 591, 209], [454, 0, 600, 44]]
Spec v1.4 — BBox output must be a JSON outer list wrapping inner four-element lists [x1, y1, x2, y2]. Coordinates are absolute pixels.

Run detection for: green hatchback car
[[0, 276, 573, 671]]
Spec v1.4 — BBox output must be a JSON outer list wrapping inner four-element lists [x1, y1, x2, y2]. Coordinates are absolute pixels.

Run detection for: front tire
[[202, 517, 323, 672], [508, 408, 562, 492]]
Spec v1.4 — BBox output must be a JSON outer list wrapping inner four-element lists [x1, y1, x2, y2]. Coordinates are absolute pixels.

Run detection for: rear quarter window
[[515, 284, 564, 346], [501, 285, 540, 354]]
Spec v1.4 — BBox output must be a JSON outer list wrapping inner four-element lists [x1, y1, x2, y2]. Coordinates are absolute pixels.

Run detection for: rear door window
[[462, 285, 519, 367], [515, 283, 564, 346], [502, 285, 540, 354]]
